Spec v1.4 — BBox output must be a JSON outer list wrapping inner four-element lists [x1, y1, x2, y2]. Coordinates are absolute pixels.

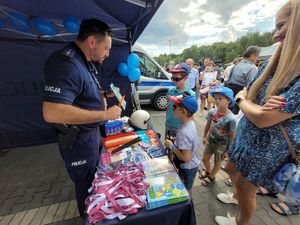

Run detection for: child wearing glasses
[[164, 94, 200, 195], [199, 86, 236, 187], [165, 63, 195, 140]]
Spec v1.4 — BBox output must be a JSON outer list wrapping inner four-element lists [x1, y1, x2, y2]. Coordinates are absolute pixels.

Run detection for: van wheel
[[153, 92, 168, 111]]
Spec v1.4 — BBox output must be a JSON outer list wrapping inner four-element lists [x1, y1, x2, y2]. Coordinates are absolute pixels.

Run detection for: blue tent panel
[[0, 0, 164, 149]]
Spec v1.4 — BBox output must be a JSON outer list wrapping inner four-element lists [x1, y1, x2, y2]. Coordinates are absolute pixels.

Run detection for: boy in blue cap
[[199, 85, 237, 187], [165, 63, 195, 140], [164, 94, 200, 195]]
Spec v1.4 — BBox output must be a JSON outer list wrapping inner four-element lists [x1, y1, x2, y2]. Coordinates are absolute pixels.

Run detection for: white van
[[132, 44, 174, 111]]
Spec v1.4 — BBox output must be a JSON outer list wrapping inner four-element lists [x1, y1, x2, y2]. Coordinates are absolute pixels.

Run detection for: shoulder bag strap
[[227, 64, 238, 83], [278, 124, 297, 160]]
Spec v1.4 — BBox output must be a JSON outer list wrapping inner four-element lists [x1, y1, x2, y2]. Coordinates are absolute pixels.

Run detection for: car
[[133, 44, 175, 111]]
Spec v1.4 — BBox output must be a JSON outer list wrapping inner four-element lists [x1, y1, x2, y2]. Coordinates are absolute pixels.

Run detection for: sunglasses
[[172, 104, 185, 111], [171, 76, 185, 82]]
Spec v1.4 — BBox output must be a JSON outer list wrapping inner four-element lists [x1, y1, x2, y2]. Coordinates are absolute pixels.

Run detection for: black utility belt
[[54, 124, 97, 150]]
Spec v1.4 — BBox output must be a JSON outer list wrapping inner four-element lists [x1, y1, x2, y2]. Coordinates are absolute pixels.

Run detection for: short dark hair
[[176, 104, 194, 117], [243, 46, 261, 58], [77, 19, 112, 42]]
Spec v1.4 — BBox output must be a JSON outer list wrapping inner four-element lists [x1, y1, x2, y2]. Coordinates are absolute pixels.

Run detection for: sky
[[137, 0, 287, 57]]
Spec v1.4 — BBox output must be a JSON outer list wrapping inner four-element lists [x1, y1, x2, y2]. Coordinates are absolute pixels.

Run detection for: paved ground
[[0, 105, 299, 225]]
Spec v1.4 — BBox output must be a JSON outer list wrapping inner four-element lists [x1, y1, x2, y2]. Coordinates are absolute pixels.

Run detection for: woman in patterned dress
[[215, 1, 300, 225]]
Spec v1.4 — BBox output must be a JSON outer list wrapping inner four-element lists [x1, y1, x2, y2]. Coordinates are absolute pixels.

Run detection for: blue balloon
[[8, 12, 31, 33], [127, 53, 140, 69], [34, 18, 56, 36], [63, 16, 80, 33], [118, 63, 129, 77], [128, 68, 141, 82]]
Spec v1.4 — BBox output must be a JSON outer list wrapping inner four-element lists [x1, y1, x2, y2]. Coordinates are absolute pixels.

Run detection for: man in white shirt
[[186, 58, 199, 92]]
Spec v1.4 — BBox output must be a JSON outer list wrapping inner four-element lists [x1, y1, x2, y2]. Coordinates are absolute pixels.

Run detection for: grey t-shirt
[[206, 108, 236, 144], [228, 59, 257, 86], [175, 120, 200, 169]]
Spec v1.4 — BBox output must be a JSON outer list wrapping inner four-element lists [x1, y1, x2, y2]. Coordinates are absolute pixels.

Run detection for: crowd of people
[[41, 0, 299, 225], [163, 1, 300, 225]]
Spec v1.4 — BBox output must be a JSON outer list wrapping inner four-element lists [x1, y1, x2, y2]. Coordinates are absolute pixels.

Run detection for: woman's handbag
[[273, 125, 300, 205]]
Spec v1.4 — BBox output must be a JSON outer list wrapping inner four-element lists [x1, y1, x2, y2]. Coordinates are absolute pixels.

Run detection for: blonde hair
[[248, 0, 300, 102]]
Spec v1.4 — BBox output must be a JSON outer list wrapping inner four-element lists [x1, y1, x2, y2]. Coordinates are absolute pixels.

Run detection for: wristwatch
[[235, 96, 246, 104]]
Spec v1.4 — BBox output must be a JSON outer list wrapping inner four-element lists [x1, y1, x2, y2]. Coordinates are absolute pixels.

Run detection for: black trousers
[[226, 83, 244, 114]]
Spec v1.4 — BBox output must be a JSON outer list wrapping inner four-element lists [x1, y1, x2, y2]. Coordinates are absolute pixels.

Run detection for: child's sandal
[[198, 169, 209, 180], [201, 176, 215, 187]]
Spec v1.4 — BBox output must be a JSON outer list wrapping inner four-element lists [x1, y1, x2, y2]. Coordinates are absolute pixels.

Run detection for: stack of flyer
[[142, 156, 189, 210], [141, 155, 176, 178]]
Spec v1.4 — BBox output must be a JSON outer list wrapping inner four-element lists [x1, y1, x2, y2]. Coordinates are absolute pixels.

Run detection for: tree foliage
[[154, 32, 275, 65]]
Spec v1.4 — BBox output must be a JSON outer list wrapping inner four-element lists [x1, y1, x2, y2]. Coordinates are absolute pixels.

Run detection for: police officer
[[42, 19, 122, 217]]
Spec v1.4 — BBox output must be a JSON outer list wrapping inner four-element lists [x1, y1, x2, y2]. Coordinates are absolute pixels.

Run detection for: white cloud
[[137, 0, 287, 57]]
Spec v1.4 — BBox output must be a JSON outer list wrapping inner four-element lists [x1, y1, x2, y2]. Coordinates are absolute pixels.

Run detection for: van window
[[136, 52, 164, 79]]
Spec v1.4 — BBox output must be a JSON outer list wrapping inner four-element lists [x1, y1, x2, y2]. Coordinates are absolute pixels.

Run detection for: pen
[[118, 96, 125, 108]]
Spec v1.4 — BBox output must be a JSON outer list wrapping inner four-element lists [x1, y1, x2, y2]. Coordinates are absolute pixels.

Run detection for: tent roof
[[0, 0, 163, 45], [259, 42, 280, 57]]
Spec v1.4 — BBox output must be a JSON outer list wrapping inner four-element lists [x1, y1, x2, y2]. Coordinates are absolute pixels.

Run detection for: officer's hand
[[105, 105, 122, 120], [105, 89, 116, 98]]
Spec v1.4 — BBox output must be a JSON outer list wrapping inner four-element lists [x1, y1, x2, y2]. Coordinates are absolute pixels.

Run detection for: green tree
[[154, 32, 275, 65]]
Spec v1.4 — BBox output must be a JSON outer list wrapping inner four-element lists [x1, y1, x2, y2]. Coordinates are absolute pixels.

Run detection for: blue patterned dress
[[228, 66, 300, 188]]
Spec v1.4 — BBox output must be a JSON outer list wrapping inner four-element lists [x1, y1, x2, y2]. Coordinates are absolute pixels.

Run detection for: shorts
[[204, 141, 227, 162], [207, 94, 214, 103], [199, 85, 209, 99], [179, 167, 198, 190]]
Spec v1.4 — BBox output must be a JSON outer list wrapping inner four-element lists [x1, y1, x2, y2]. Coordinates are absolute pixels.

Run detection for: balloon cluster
[[117, 53, 141, 82], [2, 11, 80, 36]]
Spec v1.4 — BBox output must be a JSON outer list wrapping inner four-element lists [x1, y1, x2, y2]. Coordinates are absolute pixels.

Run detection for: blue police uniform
[[42, 42, 105, 216]]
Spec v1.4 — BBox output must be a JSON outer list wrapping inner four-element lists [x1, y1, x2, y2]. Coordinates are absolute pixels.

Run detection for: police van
[[133, 44, 174, 111]]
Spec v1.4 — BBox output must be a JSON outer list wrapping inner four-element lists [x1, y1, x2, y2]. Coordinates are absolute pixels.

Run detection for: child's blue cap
[[168, 95, 198, 113], [209, 85, 236, 108], [170, 63, 189, 75]]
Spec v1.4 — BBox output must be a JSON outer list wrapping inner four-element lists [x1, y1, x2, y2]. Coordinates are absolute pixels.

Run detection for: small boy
[[199, 85, 237, 187], [165, 63, 194, 140], [164, 94, 200, 194]]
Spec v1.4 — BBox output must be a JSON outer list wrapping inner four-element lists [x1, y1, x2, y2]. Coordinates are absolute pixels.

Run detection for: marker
[[118, 96, 125, 108]]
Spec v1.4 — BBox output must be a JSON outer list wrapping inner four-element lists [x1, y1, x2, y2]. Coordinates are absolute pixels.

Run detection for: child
[[199, 62, 218, 117], [165, 63, 194, 140], [164, 94, 200, 195], [199, 86, 236, 187]]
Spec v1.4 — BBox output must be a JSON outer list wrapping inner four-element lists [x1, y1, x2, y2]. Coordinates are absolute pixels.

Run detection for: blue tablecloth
[[85, 198, 196, 225]]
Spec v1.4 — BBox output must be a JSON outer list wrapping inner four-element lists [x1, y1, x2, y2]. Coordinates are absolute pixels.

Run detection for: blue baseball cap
[[170, 63, 189, 75], [168, 95, 198, 113], [209, 85, 236, 108]]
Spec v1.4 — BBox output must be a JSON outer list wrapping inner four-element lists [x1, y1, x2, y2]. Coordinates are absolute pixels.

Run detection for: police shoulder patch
[[62, 48, 75, 59]]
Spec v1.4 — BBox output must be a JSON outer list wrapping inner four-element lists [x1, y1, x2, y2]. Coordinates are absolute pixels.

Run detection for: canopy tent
[[259, 42, 280, 61], [0, 0, 164, 150]]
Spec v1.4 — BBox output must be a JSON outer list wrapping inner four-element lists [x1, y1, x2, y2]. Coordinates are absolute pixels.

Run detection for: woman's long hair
[[248, 0, 300, 102]]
